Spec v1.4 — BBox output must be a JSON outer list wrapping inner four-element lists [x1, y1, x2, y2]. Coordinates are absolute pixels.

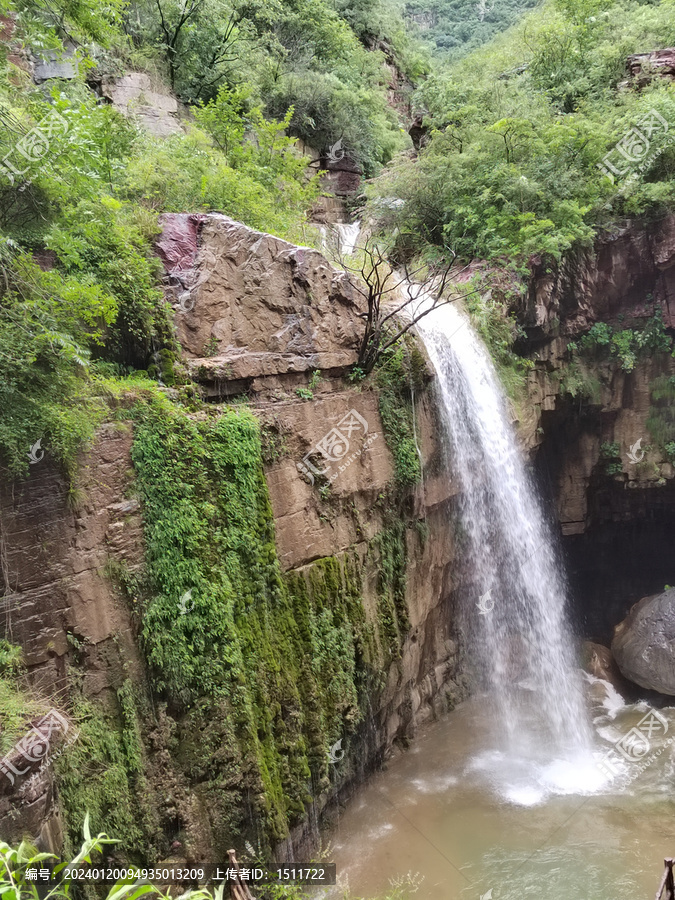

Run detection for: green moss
[[129, 397, 386, 848], [647, 374, 675, 450], [123, 392, 419, 851], [375, 340, 424, 487], [371, 521, 410, 660], [55, 692, 160, 861]]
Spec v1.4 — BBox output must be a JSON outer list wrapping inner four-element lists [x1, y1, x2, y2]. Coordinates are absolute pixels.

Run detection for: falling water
[[334, 221, 360, 256], [414, 295, 596, 798]]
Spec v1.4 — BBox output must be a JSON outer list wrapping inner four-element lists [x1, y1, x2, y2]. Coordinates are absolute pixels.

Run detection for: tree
[[339, 239, 479, 374]]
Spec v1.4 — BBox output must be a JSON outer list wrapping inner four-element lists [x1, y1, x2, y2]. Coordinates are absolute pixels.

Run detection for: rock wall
[[0, 219, 466, 859], [520, 214, 675, 642]]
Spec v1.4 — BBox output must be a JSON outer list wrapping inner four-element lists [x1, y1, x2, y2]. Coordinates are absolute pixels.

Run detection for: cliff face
[[9, 207, 673, 858], [0, 217, 466, 861], [520, 215, 675, 642]]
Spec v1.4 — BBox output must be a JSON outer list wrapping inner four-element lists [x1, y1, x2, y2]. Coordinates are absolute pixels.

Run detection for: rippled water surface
[[325, 684, 675, 900]]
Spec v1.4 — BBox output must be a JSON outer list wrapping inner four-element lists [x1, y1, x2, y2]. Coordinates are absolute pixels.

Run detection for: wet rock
[[611, 589, 675, 695], [581, 641, 631, 695]]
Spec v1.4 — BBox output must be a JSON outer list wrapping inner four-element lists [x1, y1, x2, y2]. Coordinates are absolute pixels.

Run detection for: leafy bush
[[600, 440, 623, 475], [0, 241, 111, 477], [0, 640, 22, 675], [570, 312, 673, 372], [0, 817, 220, 900], [369, 0, 675, 263], [376, 339, 425, 487]]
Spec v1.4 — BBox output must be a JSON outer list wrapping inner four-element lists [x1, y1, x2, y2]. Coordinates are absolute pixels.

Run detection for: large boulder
[[156, 213, 367, 394], [611, 589, 675, 695]]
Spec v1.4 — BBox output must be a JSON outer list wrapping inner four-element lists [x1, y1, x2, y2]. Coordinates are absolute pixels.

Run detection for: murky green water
[[324, 679, 675, 900]]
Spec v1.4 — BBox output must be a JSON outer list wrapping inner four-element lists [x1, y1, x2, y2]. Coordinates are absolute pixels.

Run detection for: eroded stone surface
[[157, 214, 367, 389], [0, 423, 145, 695]]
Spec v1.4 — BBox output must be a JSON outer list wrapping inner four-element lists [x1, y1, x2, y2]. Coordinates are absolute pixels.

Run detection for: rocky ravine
[[521, 213, 675, 649], [0, 216, 467, 859]]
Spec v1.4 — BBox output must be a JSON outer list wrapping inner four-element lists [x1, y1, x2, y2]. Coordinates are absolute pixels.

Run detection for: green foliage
[[647, 374, 675, 450], [55, 695, 158, 860], [128, 396, 413, 846], [0, 677, 46, 755], [571, 312, 673, 372], [370, 0, 675, 263], [0, 640, 23, 676], [45, 199, 172, 367], [130, 400, 364, 842], [557, 359, 601, 404], [0, 820, 220, 900], [0, 241, 110, 477], [121, 127, 318, 239], [294, 387, 314, 400], [125, 0, 412, 174], [12, 0, 126, 45], [404, 0, 539, 60], [600, 440, 622, 475], [375, 339, 425, 487]]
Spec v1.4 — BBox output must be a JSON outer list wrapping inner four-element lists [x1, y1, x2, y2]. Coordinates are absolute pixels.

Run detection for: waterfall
[[414, 294, 597, 799], [334, 221, 360, 257]]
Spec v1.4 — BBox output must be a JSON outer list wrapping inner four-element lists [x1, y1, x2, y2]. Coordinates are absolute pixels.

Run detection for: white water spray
[[414, 295, 595, 790], [334, 221, 360, 257]]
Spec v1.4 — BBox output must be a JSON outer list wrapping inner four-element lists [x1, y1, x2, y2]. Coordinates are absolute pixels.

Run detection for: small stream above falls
[[322, 300, 675, 898]]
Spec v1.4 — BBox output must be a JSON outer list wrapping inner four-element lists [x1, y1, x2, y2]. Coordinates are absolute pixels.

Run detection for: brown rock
[[581, 641, 630, 695], [626, 48, 675, 83], [525, 215, 675, 336], [157, 214, 367, 390]]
